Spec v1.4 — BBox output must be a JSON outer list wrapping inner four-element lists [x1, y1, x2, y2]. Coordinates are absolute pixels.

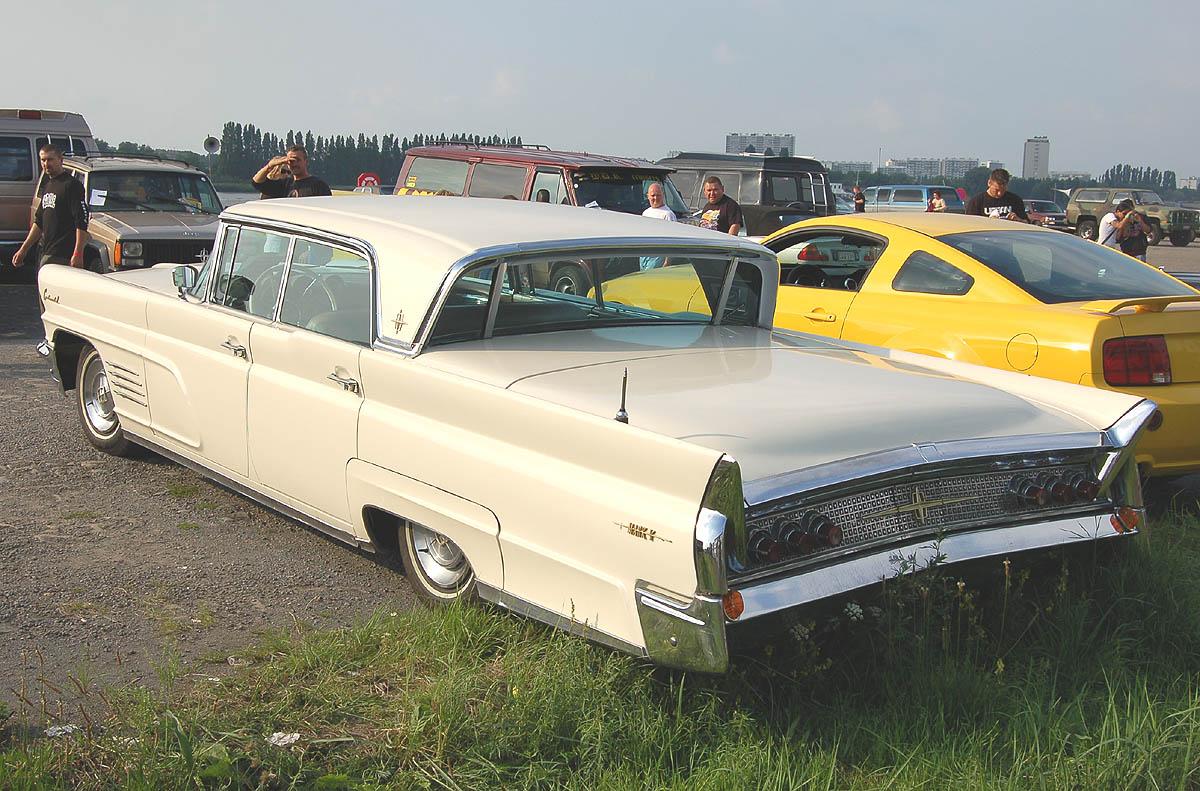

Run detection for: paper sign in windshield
[[89, 189, 107, 207]]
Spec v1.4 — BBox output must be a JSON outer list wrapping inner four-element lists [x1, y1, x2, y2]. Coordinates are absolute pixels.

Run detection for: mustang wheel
[[76, 345, 135, 456], [399, 520, 476, 602]]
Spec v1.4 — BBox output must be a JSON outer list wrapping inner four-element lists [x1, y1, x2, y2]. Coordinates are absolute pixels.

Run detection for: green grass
[[166, 483, 200, 499], [4, 513, 1200, 789]]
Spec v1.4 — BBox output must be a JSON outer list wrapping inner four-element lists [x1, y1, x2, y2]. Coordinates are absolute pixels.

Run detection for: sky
[[6, 0, 1198, 178]]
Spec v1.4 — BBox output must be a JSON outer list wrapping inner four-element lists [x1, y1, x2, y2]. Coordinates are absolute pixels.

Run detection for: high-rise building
[[1180, 176, 1199, 190], [827, 160, 873, 175], [942, 158, 982, 180], [1022, 136, 1050, 180], [725, 132, 795, 157], [980, 160, 1006, 172]]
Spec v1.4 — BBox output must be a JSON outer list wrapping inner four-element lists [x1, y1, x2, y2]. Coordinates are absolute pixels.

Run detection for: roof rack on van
[[70, 152, 197, 169], [426, 141, 551, 151]]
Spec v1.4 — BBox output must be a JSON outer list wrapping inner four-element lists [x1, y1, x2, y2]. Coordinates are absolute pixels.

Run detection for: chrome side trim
[[635, 584, 728, 673], [695, 456, 745, 590], [744, 432, 1110, 507], [735, 514, 1132, 621], [122, 430, 371, 551], [474, 581, 644, 658], [37, 339, 63, 387], [1104, 399, 1158, 454]]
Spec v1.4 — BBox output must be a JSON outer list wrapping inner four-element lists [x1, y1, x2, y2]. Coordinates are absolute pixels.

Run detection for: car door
[[245, 237, 372, 529], [143, 224, 289, 476], [768, 229, 886, 339]]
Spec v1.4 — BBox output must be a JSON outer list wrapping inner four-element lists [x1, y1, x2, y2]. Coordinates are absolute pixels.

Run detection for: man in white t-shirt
[[640, 182, 677, 269], [1097, 199, 1134, 249]]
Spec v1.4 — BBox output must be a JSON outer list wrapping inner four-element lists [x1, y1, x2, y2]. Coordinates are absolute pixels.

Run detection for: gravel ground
[[0, 285, 411, 720]]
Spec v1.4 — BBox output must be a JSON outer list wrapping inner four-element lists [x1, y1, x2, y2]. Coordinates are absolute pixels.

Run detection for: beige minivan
[[1, 109, 98, 279]]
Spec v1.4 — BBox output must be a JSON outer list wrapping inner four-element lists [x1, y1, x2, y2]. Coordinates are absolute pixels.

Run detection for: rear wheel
[[399, 520, 476, 603], [549, 263, 589, 295], [76, 345, 135, 456], [1147, 224, 1163, 246], [1169, 230, 1195, 247], [1076, 218, 1097, 241]]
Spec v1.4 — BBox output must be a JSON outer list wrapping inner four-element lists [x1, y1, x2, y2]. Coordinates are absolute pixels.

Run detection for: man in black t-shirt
[[852, 185, 866, 213], [251, 145, 332, 199], [12, 144, 89, 269], [965, 168, 1029, 222], [698, 176, 743, 235]]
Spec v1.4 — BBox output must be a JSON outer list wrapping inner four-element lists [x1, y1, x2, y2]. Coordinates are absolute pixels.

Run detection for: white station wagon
[[37, 196, 1153, 673]]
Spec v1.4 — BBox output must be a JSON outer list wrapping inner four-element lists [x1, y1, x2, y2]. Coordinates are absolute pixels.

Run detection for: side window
[[428, 262, 499, 345], [892, 188, 924, 203], [190, 225, 235, 298], [1111, 191, 1131, 203], [769, 176, 798, 203], [530, 170, 568, 204], [775, 233, 885, 291], [0, 137, 33, 181], [279, 240, 372, 345], [404, 157, 469, 194], [1076, 190, 1107, 202], [468, 163, 528, 199], [211, 227, 291, 319], [738, 172, 761, 205], [892, 251, 974, 296], [877, 189, 892, 202], [670, 171, 699, 205]]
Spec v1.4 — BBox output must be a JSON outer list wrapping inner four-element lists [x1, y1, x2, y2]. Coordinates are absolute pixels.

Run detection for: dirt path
[[0, 285, 412, 719]]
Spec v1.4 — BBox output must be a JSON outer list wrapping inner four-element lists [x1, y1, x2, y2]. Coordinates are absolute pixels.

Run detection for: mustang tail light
[[1103, 336, 1172, 387], [796, 245, 828, 261]]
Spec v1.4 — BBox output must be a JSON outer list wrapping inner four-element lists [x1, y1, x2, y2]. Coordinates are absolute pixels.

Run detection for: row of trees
[[1097, 164, 1177, 191]]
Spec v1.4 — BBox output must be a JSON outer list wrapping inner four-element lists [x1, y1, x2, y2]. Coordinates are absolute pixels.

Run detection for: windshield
[[1133, 191, 1164, 205], [428, 251, 763, 345], [1026, 201, 1062, 213], [940, 230, 1196, 304], [87, 170, 223, 214], [571, 170, 690, 215]]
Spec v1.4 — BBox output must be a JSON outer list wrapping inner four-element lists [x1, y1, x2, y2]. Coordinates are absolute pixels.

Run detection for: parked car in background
[[1067, 187, 1199, 247], [759, 212, 1200, 477], [863, 185, 965, 213], [37, 196, 1150, 672], [1024, 199, 1070, 231], [1, 109, 98, 281], [657, 152, 838, 237], [63, 153, 223, 272]]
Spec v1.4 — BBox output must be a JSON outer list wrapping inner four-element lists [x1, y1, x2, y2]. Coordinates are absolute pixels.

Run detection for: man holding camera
[[965, 169, 1029, 222], [251, 145, 331, 199], [1098, 199, 1151, 260]]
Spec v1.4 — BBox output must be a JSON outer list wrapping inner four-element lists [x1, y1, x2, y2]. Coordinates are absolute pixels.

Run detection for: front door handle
[[327, 372, 360, 394], [220, 339, 248, 358], [802, 310, 837, 323]]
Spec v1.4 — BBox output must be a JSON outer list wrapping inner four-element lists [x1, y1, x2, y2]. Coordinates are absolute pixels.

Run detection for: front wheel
[[549, 263, 590, 295], [1169, 230, 1195, 247], [76, 345, 135, 456], [399, 520, 477, 603], [1076, 219, 1097, 241]]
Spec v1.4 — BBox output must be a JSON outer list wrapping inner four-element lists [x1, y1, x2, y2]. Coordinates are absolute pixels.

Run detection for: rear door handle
[[327, 372, 360, 394], [220, 339, 248, 358], [802, 310, 837, 322]]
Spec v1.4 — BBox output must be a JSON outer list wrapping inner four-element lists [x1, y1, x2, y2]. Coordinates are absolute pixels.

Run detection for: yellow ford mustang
[[601, 213, 1200, 476]]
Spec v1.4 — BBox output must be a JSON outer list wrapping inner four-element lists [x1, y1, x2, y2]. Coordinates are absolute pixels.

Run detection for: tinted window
[[934, 188, 963, 207], [1075, 190, 1108, 202], [1134, 191, 1164, 205], [572, 171, 689, 215], [941, 230, 1196, 303], [429, 263, 498, 345], [212, 228, 291, 318], [770, 176, 797, 203], [892, 188, 924, 203], [876, 189, 892, 202], [0, 137, 32, 181], [404, 157, 469, 193], [670, 171, 699, 204], [468, 163, 528, 199], [530, 170, 568, 204], [280, 241, 372, 345], [892, 251, 974, 295]]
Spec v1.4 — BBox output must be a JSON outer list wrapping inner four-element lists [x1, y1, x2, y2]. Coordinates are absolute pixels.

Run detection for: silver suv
[[64, 154, 223, 271]]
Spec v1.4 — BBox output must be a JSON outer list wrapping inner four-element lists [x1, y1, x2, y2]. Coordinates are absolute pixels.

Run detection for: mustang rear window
[[428, 253, 762, 345], [940, 230, 1195, 304]]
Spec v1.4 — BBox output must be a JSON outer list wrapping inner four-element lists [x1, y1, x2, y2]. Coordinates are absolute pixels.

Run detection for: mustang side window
[[211, 228, 291, 319], [278, 240, 372, 345], [892, 251, 974, 296], [775, 233, 885, 292]]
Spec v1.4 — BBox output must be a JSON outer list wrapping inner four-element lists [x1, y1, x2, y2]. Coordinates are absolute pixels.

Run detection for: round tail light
[[749, 529, 784, 564]]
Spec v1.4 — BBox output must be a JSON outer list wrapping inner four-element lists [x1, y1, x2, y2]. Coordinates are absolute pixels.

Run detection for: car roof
[[0, 109, 92, 135], [224, 195, 769, 346], [658, 152, 828, 173], [796, 212, 1049, 238], [64, 155, 201, 173], [404, 145, 670, 171]]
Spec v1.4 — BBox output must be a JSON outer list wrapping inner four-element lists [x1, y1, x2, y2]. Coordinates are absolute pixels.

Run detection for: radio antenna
[[614, 368, 629, 424]]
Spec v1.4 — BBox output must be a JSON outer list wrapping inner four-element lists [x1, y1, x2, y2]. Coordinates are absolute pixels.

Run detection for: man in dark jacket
[[965, 169, 1029, 222], [251, 145, 332, 199], [11, 144, 89, 269]]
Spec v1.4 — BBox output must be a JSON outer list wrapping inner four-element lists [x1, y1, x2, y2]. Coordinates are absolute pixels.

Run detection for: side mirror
[[172, 265, 198, 298]]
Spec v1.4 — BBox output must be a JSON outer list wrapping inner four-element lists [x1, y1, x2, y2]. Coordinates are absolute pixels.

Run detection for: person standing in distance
[[12, 144, 89, 269], [698, 176, 743, 235], [1098, 199, 1148, 255], [852, 185, 866, 213], [251, 145, 331, 199], [639, 182, 677, 270], [965, 169, 1029, 222]]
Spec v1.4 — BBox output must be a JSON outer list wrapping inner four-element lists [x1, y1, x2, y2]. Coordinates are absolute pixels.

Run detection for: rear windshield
[[940, 230, 1196, 303], [932, 188, 963, 207], [571, 170, 689, 215]]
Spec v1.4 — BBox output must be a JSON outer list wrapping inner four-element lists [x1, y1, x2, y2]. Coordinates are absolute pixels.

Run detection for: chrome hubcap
[[553, 275, 578, 294], [411, 524, 469, 589], [82, 355, 118, 436]]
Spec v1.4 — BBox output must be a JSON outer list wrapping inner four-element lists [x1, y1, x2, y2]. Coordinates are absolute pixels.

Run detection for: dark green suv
[[1066, 187, 1198, 247]]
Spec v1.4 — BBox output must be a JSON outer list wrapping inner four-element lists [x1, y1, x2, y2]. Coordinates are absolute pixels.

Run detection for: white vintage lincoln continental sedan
[[36, 196, 1153, 672]]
